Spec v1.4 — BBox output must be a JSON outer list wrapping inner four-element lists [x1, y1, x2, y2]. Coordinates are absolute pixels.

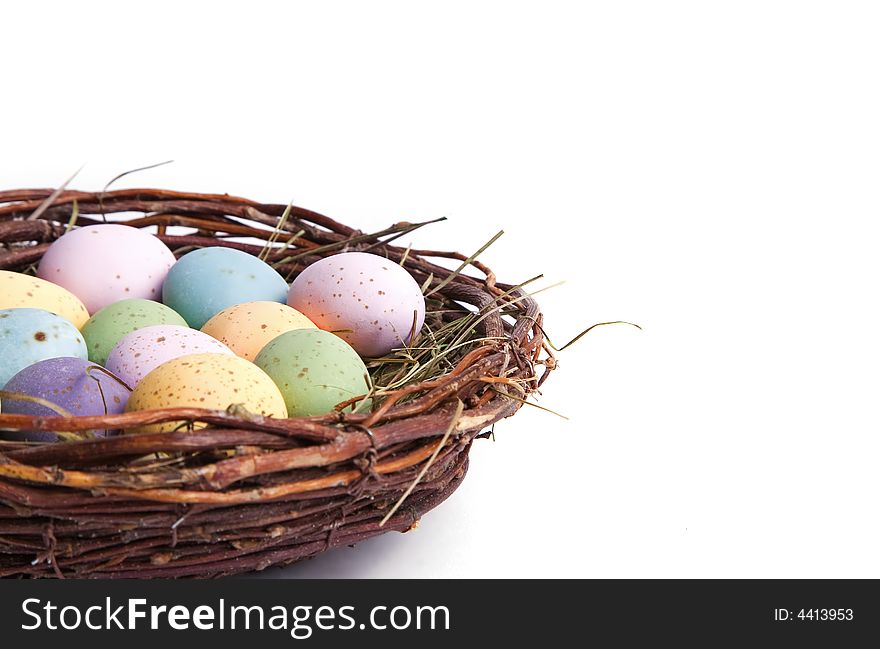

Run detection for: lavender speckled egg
[[0, 308, 88, 388], [105, 324, 234, 389], [37, 224, 177, 314], [288, 252, 426, 357], [0, 357, 130, 442]]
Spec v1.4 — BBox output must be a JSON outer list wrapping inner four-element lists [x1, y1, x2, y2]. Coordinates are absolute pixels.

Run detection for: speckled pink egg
[[288, 252, 426, 358], [104, 324, 234, 389], [37, 224, 177, 314]]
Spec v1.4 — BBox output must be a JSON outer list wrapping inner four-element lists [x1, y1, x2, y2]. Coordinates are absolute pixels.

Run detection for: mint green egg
[[254, 329, 371, 417], [81, 299, 188, 366]]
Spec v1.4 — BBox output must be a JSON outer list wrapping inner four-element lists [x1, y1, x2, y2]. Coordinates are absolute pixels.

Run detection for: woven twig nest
[[0, 188, 552, 578]]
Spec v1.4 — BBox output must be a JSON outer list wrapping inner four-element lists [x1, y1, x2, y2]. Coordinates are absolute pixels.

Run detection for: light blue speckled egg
[[0, 308, 88, 388], [162, 247, 290, 329]]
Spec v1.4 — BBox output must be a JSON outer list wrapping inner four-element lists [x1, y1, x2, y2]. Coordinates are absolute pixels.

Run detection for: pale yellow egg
[[201, 301, 317, 361], [124, 353, 288, 433], [0, 271, 90, 329]]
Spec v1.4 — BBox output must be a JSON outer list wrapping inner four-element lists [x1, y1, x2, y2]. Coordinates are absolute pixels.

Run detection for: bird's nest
[[0, 188, 552, 578]]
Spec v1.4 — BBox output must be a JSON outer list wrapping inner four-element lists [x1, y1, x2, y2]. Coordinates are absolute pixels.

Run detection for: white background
[[2, 1, 879, 578]]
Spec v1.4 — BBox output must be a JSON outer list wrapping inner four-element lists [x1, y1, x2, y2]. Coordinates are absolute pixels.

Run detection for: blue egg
[[0, 308, 88, 388], [162, 247, 290, 329]]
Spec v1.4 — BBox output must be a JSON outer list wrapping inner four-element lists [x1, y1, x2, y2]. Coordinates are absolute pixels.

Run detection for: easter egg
[[105, 324, 234, 389], [288, 251, 426, 357], [0, 270, 90, 329], [0, 357, 130, 441], [0, 308, 87, 388], [201, 301, 317, 361], [162, 247, 290, 329], [82, 299, 188, 366], [125, 353, 288, 433], [37, 224, 176, 313], [254, 329, 371, 417]]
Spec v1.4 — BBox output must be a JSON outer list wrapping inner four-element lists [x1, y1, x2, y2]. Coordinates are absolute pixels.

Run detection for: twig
[[425, 230, 504, 297], [380, 399, 464, 527], [539, 320, 642, 352], [26, 165, 85, 221]]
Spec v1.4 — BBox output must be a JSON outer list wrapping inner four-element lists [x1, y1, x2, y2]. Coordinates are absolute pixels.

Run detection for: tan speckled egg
[[124, 353, 288, 433], [201, 301, 317, 361], [0, 271, 90, 329]]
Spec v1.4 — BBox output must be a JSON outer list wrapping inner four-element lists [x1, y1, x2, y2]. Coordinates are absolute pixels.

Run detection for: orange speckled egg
[[124, 353, 288, 433], [200, 301, 317, 361], [0, 271, 90, 329]]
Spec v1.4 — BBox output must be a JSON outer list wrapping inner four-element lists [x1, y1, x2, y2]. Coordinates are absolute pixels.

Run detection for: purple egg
[[0, 357, 131, 442]]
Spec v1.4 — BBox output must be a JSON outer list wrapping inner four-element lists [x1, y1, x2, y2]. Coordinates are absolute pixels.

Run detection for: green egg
[[254, 329, 371, 417], [81, 299, 188, 366]]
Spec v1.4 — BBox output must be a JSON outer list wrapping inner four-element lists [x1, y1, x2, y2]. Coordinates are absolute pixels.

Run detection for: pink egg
[[105, 324, 234, 388], [288, 252, 426, 357], [37, 224, 177, 314]]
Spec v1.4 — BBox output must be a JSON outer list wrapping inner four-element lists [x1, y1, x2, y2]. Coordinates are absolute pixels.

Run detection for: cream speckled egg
[[105, 324, 234, 389], [288, 252, 426, 357], [201, 301, 317, 361], [0, 271, 90, 329], [124, 353, 288, 433], [37, 224, 176, 314]]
